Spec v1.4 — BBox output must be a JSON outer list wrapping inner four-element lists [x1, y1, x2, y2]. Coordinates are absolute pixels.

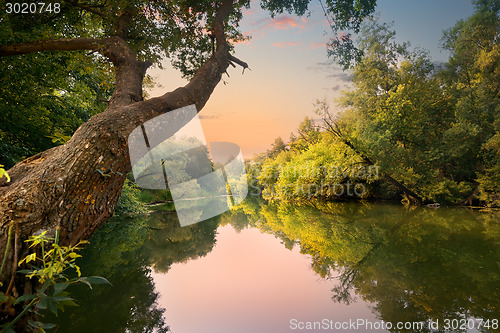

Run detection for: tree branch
[[115, 7, 135, 39], [0, 36, 147, 107], [104, 0, 251, 139], [63, 0, 106, 18], [321, 114, 424, 204], [0, 0, 248, 133], [229, 54, 250, 73], [0, 38, 107, 57], [212, 0, 234, 48]]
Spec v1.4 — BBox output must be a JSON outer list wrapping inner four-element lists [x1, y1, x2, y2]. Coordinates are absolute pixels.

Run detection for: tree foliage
[[253, 2, 500, 206], [0, 50, 114, 167], [440, 0, 500, 206]]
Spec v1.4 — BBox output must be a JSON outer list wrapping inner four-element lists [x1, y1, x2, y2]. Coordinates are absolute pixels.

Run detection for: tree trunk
[[0, 0, 247, 289]]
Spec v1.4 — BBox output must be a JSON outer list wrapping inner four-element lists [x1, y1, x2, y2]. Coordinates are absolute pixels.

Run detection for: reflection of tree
[[332, 208, 418, 306], [135, 137, 213, 193], [227, 198, 500, 331], [144, 212, 219, 273], [50, 212, 219, 332], [352, 209, 500, 330]]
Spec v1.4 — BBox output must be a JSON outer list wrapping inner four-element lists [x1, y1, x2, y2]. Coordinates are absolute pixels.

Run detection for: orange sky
[[147, 0, 475, 159]]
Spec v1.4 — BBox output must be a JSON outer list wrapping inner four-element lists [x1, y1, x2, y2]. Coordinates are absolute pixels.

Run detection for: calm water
[[51, 199, 500, 332]]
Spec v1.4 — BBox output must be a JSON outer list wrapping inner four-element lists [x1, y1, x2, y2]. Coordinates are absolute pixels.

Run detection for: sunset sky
[[148, 0, 476, 158]]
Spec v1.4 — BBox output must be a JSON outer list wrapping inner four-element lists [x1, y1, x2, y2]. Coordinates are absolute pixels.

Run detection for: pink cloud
[[272, 41, 302, 48], [264, 16, 305, 30], [308, 42, 326, 49], [245, 15, 305, 36]]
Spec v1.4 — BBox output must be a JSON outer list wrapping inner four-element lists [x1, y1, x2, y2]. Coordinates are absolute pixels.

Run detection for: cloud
[[326, 72, 351, 81], [305, 60, 336, 72], [272, 41, 302, 48], [308, 42, 326, 49], [266, 16, 305, 30], [305, 60, 352, 84], [199, 114, 220, 120], [246, 15, 305, 36]]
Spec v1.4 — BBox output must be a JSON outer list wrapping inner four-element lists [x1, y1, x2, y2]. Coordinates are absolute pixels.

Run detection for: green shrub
[[114, 179, 149, 216]]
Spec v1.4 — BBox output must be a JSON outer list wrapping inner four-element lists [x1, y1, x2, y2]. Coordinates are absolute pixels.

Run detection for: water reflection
[[223, 199, 500, 332], [52, 199, 499, 332], [50, 212, 219, 332]]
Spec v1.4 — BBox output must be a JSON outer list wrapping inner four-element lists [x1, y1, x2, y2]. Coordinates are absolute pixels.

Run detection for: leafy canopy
[[0, 0, 376, 168], [251, 1, 500, 205]]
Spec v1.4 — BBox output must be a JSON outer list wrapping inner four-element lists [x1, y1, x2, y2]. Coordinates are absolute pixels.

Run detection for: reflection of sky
[[148, 0, 475, 158], [152, 225, 383, 333]]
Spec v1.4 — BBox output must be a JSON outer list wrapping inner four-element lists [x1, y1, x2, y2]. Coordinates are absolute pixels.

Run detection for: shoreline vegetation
[[241, 5, 500, 210], [119, 1, 500, 215]]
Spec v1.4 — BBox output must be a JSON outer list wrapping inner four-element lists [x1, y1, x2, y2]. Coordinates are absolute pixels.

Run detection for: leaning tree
[[0, 0, 375, 286]]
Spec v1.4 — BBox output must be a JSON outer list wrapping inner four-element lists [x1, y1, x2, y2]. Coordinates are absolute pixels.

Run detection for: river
[[51, 199, 500, 333]]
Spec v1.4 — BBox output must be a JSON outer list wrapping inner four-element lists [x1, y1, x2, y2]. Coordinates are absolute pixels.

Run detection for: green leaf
[[14, 293, 37, 305], [58, 299, 78, 308], [17, 269, 35, 275], [52, 283, 69, 296], [68, 252, 81, 259], [41, 323, 57, 330], [77, 278, 92, 289], [28, 319, 56, 330], [85, 276, 111, 285], [77, 276, 111, 289], [36, 296, 49, 310], [47, 132, 71, 145], [0, 166, 10, 183], [18, 253, 37, 266], [52, 296, 74, 302], [75, 264, 82, 277], [48, 299, 58, 316]]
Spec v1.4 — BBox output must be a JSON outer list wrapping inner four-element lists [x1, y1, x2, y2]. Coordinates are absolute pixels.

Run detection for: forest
[[251, 2, 499, 207]]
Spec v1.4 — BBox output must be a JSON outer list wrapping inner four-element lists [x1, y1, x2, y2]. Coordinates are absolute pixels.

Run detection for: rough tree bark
[[0, 0, 248, 288]]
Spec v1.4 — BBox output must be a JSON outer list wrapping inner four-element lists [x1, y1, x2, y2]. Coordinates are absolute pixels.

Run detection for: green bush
[[114, 179, 149, 217]]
